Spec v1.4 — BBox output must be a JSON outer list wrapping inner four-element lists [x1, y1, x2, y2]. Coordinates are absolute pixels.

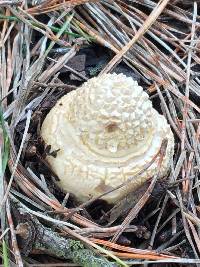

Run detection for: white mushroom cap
[[41, 73, 174, 203]]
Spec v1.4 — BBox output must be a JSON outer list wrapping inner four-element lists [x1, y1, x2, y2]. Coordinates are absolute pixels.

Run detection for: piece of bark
[[13, 205, 115, 267]]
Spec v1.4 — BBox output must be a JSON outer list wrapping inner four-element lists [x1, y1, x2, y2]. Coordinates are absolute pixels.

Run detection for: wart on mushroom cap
[[41, 73, 174, 203]]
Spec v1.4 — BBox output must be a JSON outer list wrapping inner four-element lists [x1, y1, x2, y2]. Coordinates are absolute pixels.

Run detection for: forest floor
[[0, 0, 200, 266]]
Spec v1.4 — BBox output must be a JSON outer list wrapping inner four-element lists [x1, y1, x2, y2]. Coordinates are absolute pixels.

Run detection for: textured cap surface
[[41, 73, 174, 203]]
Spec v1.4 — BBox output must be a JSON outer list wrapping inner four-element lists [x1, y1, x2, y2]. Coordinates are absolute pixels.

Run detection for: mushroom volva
[[41, 73, 174, 203]]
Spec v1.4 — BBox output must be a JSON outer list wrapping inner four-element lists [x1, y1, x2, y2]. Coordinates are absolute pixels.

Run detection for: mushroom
[[41, 73, 174, 203]]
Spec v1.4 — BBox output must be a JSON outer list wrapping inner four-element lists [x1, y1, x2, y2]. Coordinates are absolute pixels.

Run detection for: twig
[[14, 209, 115, 267]]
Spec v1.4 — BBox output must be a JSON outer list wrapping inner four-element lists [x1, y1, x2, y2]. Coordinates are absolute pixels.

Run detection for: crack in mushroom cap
[[41, 73, 174, 203]]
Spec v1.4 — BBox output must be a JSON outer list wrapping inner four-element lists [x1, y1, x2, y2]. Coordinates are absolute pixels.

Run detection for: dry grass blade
[[6, 199, 23, 267], [0, 110, 32, 211], [27, 0, 97, 15], [100, 0, 171, 74], [91, 238, 178, 259]]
